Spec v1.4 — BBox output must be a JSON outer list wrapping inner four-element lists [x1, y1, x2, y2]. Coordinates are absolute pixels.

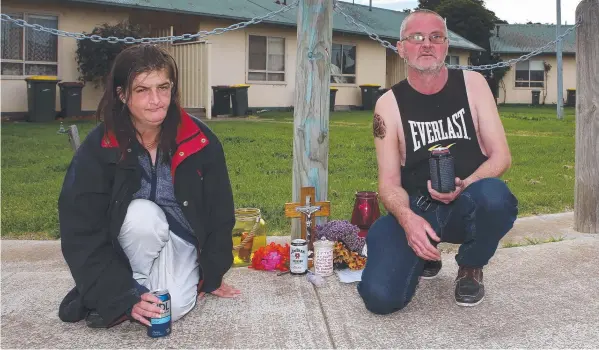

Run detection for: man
[[357, 9, 518, 314]]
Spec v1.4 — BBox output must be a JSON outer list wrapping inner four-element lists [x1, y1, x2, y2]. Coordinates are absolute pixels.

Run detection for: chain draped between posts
[[0, 0, 582, 71], [0, 0, 299, 44], [333, 2, 581, 71]]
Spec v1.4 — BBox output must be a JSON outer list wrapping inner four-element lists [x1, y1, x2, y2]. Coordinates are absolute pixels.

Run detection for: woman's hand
[[198, 282, 241, 299], [130, 292, 164, 326]]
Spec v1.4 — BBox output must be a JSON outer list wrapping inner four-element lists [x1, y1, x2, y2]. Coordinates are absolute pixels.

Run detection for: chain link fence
[[1, 0, 581, 71], [0, 0, 299, 44], [333, 2, 581, 71]]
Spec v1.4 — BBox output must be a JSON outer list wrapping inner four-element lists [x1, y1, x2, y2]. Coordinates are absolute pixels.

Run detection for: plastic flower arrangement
[[250, 242, 290, 272], [316, 220, 366, 254], [333, 241, 367, 270], [316, 220, 367, 270]]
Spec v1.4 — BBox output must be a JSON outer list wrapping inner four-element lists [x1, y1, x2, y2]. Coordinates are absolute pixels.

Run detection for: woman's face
[[123, 69, 172, 130]]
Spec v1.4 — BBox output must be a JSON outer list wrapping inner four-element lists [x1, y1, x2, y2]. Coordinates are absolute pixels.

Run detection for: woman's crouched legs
[[118, 199, 200, 321]]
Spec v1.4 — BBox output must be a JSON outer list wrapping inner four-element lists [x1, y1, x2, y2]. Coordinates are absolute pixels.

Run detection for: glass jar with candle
[[313, 238, 334, 277], [232, 208, 267, 267], [350, 191, 381, 237]]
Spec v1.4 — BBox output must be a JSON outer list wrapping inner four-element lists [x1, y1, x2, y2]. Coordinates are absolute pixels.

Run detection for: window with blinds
[[1, 13, 58, 76], [445, 55, 460, 65], [515, 60, 545, 88], [331, 43, 356, 84], [247, 35, 285, 82]]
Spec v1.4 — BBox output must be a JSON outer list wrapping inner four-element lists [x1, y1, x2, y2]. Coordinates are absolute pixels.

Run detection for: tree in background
[[416, 0, 510, 101], [75, 21, 149, 88], [417, 0, 445, 10], [418, 0, 505, 23], [434, 0, 498, 50]]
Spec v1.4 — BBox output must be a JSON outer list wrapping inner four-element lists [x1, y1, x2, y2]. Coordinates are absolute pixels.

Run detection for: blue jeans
[[357, 178, 518, 315]]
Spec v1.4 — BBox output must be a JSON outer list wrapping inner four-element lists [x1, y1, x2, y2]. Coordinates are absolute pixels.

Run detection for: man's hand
[[130, 292, 164, 326], [198, 282, 241, 300], [402, 213, 441, 261], [427, 178, 468, 204]]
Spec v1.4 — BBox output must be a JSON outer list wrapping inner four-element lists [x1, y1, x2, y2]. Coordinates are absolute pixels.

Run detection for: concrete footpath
[[1, 213, 598, 349]]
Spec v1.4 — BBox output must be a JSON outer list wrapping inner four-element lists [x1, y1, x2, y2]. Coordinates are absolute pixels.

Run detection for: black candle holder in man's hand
[[429, 147, 456, 193]]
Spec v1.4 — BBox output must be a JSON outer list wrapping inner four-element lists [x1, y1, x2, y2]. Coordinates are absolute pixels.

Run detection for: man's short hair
[[399, 9, 448, 39]]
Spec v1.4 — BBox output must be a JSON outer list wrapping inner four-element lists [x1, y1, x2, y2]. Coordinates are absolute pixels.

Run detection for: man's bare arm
[[374, 93, 441, 260], [373, 94, 413, 226], [464, 71, 512, 187]]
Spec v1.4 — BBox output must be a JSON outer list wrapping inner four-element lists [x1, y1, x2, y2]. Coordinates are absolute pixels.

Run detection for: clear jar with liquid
[[232, 208, 267, 267]]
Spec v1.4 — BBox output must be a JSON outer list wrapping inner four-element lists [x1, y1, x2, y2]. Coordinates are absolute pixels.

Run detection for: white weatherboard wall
[[201, 18, 386, 109], [498, 53, 577, 104], [1, 0, 129, 114]]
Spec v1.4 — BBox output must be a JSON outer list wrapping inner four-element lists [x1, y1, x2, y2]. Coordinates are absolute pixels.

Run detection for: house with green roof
[[1, 0, 484, 118], [490, 23, 577, 105]]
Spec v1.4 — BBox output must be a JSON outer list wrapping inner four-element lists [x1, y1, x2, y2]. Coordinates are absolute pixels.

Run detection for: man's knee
[[358, 280, 409, 315], [469, 178, 518, 216], [367, 215, 403, 244], [120, 199, 169, 241]]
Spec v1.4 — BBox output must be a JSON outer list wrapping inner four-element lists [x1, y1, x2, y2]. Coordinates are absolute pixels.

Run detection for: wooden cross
[[285, 186, 330, 251]]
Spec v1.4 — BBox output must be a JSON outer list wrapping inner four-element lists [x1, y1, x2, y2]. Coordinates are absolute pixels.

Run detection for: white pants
[[118, 199, 200, 322]]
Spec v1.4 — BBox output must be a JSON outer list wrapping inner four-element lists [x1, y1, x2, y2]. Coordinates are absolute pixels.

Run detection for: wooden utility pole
[[291, 0, 333, 239], [556, 0, 564, 119], [574, 0, 599, 233]]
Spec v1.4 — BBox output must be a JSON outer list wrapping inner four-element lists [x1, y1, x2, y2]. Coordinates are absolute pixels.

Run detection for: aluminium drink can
[[147, 289, 172, 338], [290, 239, 308, 275]]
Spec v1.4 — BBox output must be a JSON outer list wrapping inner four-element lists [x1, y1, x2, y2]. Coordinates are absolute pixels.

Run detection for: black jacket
[[57, 110, 235, 325]]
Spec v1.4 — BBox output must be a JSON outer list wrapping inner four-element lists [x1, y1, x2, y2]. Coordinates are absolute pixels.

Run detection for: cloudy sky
[[349, 0, 583, 25]]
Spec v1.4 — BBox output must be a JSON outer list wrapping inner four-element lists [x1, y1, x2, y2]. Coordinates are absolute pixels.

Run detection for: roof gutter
[[64, 0, 484, 51], [63, 0, 297, 25]]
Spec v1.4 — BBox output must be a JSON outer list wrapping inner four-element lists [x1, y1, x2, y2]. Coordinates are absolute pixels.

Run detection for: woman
[[58, 44, 240, 329]]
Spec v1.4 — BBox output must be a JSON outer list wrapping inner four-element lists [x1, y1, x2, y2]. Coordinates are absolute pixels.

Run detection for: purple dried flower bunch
[[316, 220, 365, 253]]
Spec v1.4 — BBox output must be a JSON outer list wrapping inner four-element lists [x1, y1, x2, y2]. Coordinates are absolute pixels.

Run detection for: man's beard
[[406, 49, 448, 74], [406, 58, 445, 74]]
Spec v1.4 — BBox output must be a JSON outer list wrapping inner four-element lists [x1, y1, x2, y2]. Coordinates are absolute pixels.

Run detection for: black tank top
[[391, 69, 488, 196]]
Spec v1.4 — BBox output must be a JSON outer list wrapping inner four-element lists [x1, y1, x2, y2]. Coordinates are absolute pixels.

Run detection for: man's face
[[397, 13, 449, 73]]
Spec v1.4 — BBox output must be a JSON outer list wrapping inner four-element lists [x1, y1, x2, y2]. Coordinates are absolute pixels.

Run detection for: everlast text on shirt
[[407, 108, 471, 152]]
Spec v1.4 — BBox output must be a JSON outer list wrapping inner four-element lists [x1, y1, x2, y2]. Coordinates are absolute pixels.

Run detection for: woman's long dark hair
[[96, 44, 181, 163]]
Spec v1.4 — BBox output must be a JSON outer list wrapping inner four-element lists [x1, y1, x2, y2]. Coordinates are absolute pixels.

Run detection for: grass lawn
[[1, 105, 576, 239]]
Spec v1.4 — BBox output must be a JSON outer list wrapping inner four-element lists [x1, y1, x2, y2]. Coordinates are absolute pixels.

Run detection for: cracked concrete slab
[[316, 237, 599, 349], [1, 239, 69, 273], [1, 271, 16, 284], [1, 212, 598, 349], [499, 212, 596, 244], [1, 241, 332, 349], [438, 211, 595, 253]]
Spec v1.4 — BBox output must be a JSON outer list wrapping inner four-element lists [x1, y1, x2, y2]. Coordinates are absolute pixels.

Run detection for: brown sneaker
[[454, 266, 485, 306]]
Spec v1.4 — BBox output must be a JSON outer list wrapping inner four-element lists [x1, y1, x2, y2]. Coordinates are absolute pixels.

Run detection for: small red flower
[[250, 242, 290, 272]]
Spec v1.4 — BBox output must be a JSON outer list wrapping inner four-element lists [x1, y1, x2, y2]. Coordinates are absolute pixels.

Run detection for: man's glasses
[[401, 33, 447, 44]]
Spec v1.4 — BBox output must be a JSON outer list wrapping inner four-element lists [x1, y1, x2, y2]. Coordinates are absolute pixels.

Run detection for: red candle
[[351, 191, 381, 237]]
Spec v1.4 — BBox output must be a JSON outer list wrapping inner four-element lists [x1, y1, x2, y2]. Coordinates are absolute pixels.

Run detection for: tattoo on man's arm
[[373, 113, 386, 139]]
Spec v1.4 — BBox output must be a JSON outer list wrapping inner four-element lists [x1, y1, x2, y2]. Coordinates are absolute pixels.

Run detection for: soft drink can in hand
[[147, 289, 172, 338], [429, 147, 456, 193]]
